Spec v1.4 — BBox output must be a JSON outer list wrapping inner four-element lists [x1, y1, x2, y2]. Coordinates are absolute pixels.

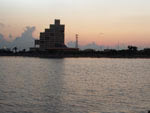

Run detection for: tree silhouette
[[13, 47, 18, 53], [128, 45, 137, 51]]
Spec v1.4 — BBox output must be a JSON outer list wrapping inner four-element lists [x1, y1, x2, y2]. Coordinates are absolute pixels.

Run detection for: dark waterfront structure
[[34, 19, 67, 51]]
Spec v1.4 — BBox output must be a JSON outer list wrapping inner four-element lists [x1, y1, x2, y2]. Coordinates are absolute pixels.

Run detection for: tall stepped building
[[35, 19, 67, 50]]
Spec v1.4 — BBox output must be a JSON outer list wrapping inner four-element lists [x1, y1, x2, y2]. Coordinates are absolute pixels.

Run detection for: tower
[[75, 34, 79, 48], [35, 19, 66, 50]]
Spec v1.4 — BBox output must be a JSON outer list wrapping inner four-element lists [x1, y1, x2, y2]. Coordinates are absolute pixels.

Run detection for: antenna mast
[[118, 41, 120, 50], [75, 34, 79, 48]]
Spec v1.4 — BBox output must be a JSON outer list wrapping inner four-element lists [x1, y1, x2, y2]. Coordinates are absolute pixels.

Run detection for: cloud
[[9, 34, 13, 39], [0, 33, 9, 48], [81, 42, 101, 50], [67, 41, 76, 48], [10, 26, 36, 50], [0, 26, 36, 50], [99, 32, 104, 36], [66, 41, 128, 50], [67, 41, 102, 50], [0, 34, 3, 40], [0, 23, 5, 29]]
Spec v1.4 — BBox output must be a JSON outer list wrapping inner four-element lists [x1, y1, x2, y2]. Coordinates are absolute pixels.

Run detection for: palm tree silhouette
[[13, 47, 18, 53]]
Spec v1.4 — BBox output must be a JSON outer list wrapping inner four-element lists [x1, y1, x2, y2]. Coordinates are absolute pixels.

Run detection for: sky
[[0, 0, 150, 48]]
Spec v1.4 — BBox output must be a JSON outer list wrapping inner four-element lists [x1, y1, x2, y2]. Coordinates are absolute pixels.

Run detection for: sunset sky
[[0, 0, 150, 47]]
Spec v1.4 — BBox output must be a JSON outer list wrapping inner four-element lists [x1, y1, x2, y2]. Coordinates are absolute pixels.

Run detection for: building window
[[61, 30, 64, 33], [50, 33, 54, 36]]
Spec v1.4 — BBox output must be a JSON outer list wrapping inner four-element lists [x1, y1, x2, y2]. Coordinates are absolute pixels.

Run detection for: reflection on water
[[0, 57, 150, 113]]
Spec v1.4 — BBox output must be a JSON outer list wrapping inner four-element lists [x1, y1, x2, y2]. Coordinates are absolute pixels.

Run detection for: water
[[0, 57, 150, 113]]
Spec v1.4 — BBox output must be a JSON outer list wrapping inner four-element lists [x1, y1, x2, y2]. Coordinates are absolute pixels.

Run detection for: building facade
[[35, 19, 66, 50]]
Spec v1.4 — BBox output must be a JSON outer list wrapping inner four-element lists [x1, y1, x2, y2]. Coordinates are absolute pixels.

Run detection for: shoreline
[[0, 54, 150, 59]]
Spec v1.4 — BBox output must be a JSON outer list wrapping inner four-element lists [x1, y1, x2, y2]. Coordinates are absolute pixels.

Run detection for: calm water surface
[[0, 57, 150, 113]]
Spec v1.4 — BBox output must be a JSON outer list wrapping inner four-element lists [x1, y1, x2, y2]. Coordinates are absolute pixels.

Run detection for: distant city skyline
[[0, 0, 150, 48]]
